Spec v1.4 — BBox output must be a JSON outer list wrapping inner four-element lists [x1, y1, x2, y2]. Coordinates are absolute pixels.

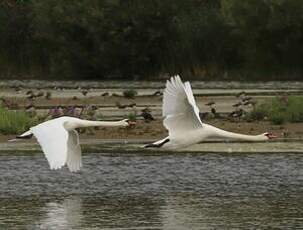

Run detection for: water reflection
[[37, 197, 83, 230]]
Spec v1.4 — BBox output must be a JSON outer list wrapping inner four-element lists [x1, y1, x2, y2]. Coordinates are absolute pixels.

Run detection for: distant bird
[[199, 112, 208, 120], [141, 109, 154, 122], [128, 102, 136, 108], [144, 76, 276, 149], [10, 117, 135, 172], [27, 94, 35, 100], [115, 102, 127, 109], [153, 90, 163, 96], [235, 91, 246, 98], [243, 100, 257, 107], [229, 108, 245, 119], [26, 90, 33, 95], [205, 101, 215, 106], [14, 86, 21, 92], [101, 92, 109, 97], [25, 102, 35, 110], [232, 102, 242, 108], [142, 107, 151, 113], [242, 96, 252, 102], [81, 90, 88, 96], [45, 91, 52, 100]]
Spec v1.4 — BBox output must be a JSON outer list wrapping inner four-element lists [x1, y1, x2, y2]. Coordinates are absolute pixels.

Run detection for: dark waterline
[[0, 153, 302, 229]]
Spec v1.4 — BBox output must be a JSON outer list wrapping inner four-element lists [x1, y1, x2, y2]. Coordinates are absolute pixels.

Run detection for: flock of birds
[[6, 75, 276, 172]]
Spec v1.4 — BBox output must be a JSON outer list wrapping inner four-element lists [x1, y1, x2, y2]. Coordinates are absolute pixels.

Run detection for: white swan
[[11, 116, 135, 172], [145, 75, 276, 149]]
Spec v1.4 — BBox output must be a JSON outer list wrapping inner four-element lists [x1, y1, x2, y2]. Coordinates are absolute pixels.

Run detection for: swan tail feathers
[[8, 130, 33, 142], [144, 138, 170, 148]]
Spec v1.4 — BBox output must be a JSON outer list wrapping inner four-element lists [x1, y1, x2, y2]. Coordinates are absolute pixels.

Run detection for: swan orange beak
[[266, 132, 278, 139], [127, 120, 136, 127]]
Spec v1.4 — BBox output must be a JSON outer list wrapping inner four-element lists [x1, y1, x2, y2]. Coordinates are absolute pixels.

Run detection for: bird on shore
[[205, 101, 215, 107], [242, 96, 252, 102], [229, 108, 245, 119], [101, 92, 109, 97], [141, 108, 155, 122], [144, 75, 276, 149], [153, 90, 163, 96], [243, 100, 257, 107], [81, 89, 88, 96], [235, 91, 246, 98], [232, 102, 242, 108], [10, 117, 136, 172], [45, 91, 52, 100]]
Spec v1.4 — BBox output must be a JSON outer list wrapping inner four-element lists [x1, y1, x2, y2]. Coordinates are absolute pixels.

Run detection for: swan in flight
[[10, 117, 135, 172], [145, 75, 276, 149]]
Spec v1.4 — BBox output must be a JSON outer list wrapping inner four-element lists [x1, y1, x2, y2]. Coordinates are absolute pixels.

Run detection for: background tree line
[[1, 0, 303, 80]]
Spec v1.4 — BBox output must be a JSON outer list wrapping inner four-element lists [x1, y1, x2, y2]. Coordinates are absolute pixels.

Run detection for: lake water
[[0, 152, 302, 229]]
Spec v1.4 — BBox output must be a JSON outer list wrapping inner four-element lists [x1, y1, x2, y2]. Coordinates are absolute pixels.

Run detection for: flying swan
[[11, 117, 135, 172], [145, 75, 276, 149]]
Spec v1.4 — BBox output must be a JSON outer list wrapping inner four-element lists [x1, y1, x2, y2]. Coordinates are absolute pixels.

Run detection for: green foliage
[[126, 113, 137, 121], [1, 1, 303, 80], [248, 96, 303, 124], [123, 89, 137, 99], [0, 105, 36, 134]]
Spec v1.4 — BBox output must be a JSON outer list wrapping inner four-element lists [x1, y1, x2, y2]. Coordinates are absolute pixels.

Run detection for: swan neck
[[75, 119, 123, 128], [209, 126, 264, 141]]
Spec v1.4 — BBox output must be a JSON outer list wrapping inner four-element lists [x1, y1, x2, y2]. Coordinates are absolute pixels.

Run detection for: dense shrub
[[0, 105, 36, 134], [248, 96, 303, 124], [1, 0, 303, 80]]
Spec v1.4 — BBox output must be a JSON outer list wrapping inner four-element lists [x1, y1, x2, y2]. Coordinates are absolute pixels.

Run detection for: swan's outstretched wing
[[66, 130, 82, 172], [163, 75, 203, 136], [30, 119, 69, 170]]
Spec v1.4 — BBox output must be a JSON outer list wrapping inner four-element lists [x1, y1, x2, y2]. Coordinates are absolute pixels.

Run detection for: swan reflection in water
[[37, 197, 83, 230]]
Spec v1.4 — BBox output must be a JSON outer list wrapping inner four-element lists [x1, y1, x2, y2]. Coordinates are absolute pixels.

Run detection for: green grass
[[126, 113, 137, 121], [0, 106, 37, 134], [248, 96, 303, 125], [123, 89, 138, 99]]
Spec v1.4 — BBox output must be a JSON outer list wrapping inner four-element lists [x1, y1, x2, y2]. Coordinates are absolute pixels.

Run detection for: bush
[[126, 113, 137, 121], [123, 89, 138, 99], [248, 96, 303, 124], [0, 106, 36, 134]]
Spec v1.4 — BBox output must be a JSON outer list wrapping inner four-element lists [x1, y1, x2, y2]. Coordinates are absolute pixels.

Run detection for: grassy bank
[[0, 105, 36, 134], [248, 96, 303, 125]]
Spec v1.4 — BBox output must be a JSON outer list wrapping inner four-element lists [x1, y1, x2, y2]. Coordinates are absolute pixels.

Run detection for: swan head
[[262, 132, 277, 140], [121, 119, 136, 127]]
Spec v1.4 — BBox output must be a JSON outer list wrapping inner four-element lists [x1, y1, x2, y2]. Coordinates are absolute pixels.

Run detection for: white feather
[[163, 75, 203, 137], [66, 130, 82, 172], [17, 116, 130, 172]]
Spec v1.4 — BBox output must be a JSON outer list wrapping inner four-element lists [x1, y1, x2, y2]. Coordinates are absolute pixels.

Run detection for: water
[[0, 153, 302, 229]]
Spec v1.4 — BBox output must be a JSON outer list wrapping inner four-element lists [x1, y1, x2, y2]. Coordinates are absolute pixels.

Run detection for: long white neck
[[206, 124, 266, 142], [65, 118, 125, 130]]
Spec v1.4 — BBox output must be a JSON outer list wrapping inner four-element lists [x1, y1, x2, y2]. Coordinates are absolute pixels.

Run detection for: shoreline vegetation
[[1, 1, 303, 81], [0, 85, 303, 143]]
